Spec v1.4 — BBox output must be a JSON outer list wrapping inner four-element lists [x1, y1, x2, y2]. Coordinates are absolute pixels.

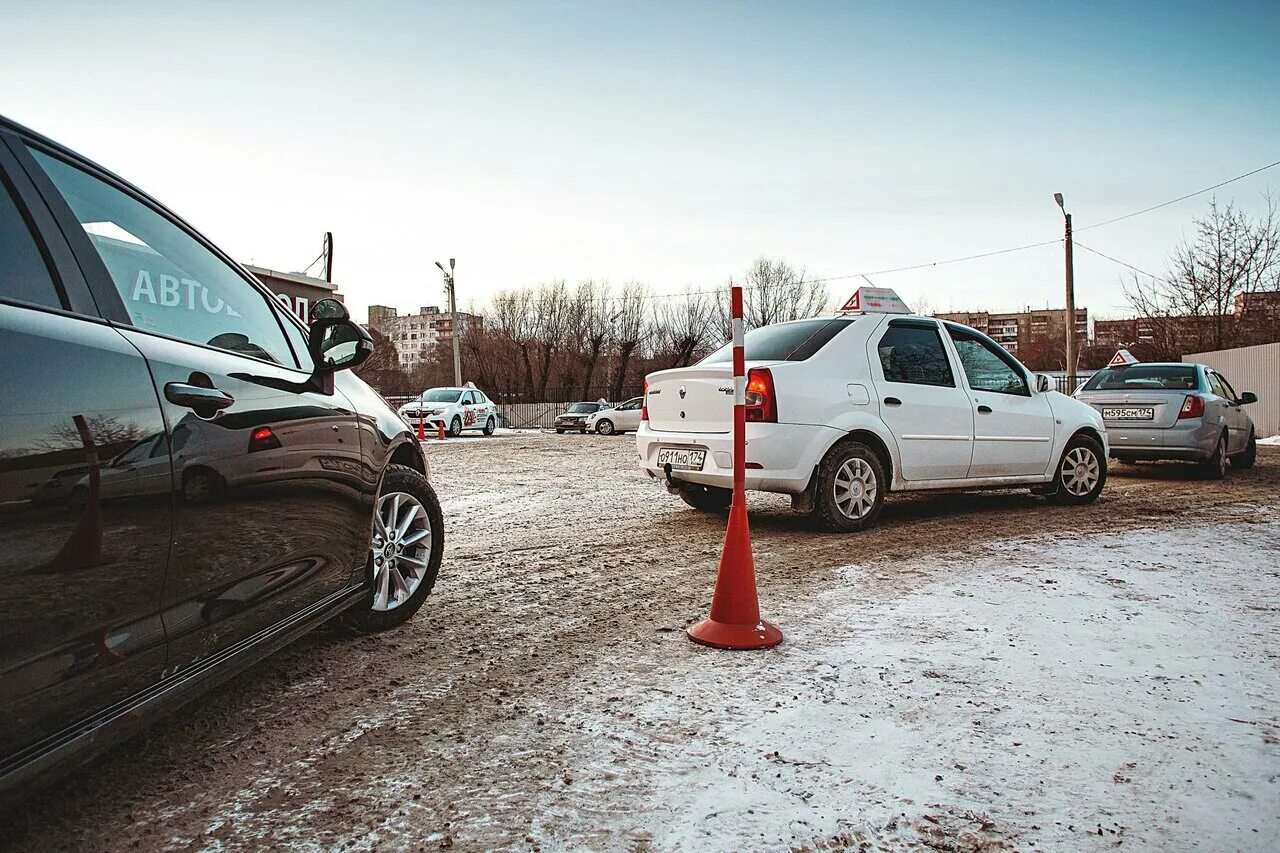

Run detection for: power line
[[1077, 158, 1280, 233], [517, 157, 1279, 307], [799, 156, 1280, 285], [1074, 241, 1170, 284], [806, 239, 1063, 284]]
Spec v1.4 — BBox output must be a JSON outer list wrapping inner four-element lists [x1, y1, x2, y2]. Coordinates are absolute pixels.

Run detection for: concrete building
[[365, 304, 482, 369], [933, 308, 1088, 355], [1094, 291, 1280, 357], [245, 265, 343, 325]]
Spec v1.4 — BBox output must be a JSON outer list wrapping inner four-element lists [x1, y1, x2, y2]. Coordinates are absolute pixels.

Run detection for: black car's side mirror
[[308, 298, 373, 373], [1239, 391, 1258, 405]]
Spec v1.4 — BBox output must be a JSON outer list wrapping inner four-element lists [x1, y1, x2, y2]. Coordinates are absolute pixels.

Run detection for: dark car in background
[[554, 401, 611, 433], [0, 115, 445, 801]]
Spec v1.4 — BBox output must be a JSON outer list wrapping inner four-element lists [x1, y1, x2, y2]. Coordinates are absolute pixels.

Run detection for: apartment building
[[933, 308, 1088, 355], [366, 304, 482, 368]]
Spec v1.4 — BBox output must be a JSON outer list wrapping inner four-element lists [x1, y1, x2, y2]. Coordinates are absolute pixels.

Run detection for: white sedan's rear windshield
[[701, 318, 854, 364], [1082, 366, 1199, 391]]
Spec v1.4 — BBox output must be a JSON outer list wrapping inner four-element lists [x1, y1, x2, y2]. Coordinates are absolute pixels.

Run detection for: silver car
[[1075, 362, 1258, 477]]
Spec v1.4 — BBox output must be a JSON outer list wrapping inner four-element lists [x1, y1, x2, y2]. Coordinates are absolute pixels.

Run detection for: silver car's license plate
[[657, 447, 706, 471], [1102, 406, 1155, 421]]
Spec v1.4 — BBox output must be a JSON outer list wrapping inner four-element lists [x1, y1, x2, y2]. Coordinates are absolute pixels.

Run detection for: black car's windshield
[[700, 318, 854, 364], [422, 390, 462, 403], [568, 403, 599, 414], [1082, 365, 1200, 391]]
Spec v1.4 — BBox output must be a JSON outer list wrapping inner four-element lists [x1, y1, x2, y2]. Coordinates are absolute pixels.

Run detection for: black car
[[0, 116, 444, 800], [553, 401, 610, 433]]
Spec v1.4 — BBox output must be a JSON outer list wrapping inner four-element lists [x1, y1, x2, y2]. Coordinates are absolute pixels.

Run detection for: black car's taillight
[[249, 426, 282, 452]]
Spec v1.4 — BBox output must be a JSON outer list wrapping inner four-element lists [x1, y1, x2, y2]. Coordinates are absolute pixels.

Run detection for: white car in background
[[399, 384, 498, 436], [584, 397, 644, 435], [636, 288, 1108, 532]]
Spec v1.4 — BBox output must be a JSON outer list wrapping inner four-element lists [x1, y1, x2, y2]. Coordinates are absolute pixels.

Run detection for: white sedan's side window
[[876, 323, 954, 387], [947, 326, 1029, 396]]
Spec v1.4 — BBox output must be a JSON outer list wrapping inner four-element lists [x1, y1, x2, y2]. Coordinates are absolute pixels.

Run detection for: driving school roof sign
[[1108, 348, 1139, 368], [838, 286, 912, 314]]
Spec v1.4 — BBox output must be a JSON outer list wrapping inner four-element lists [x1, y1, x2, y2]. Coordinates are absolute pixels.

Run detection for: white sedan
[[399, 384, 497, 436], [637, 287, 1108, 531], [584, 397, 644, 435]]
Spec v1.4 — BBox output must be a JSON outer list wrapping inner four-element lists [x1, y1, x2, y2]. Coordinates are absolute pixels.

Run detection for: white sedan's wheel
[[1049, 435, 1106, 505], [833, 457, 878, 519], [1060, 446, 1101, 497], [596, 419, 615, 436]]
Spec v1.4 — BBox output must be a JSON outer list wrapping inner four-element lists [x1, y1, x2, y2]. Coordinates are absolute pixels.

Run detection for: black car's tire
[[1200, 431, 1228, 479], [341, 465, 444, 633], [677, 484, 732, 512], [596, 419, 615, 436], [1233, 430, 1257, 470], [555, 428, 565, 434], [483, 416, 496, 436], [810, 439, 887, 532], [449, 416, 463, 437], [182, 468, 224, 503], [1049, 433, 1107, 505]]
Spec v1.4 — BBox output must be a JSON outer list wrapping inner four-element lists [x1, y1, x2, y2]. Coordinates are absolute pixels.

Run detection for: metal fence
[[385, 386, 644, 430], [1185, 342, 1280, 438]]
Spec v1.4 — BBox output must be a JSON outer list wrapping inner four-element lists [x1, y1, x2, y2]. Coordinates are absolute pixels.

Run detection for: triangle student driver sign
[[838, 286, 911, 314], [1108, 348, 1139, 368]]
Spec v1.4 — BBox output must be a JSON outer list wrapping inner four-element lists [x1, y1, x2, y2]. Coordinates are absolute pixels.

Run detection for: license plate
[[657, 447, 706, 471], [1102, 406, 1155, 421]]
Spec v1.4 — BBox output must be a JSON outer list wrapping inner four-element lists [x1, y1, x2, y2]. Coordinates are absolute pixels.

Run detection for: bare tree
[[651, 288, 715, 368], [608, 281, 649, 401], [564, 279, 612, 398], [1125, 195, 1280, 353], [716, 257, 829, 330]]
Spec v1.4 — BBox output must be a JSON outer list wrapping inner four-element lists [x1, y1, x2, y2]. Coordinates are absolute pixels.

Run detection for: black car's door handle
[[164, 382, 235, 411], [883, 397, 902, 406], [977, 405, 993, 414]]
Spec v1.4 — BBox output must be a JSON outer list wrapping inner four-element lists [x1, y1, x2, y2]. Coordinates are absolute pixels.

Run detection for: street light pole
[[436, 259, 462, 386], [1054, 193, 1078, 393]]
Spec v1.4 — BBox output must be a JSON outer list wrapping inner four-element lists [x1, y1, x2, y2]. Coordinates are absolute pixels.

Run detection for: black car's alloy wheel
[[342, 465, 443, 632]]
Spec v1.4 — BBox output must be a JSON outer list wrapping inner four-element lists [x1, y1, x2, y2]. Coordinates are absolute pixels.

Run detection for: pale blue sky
[[3, 1, 1278, 322]]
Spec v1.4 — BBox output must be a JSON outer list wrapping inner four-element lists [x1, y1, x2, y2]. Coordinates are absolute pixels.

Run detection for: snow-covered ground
[[1258, 435, 1280, 446], [538, 515, 1280, 851]]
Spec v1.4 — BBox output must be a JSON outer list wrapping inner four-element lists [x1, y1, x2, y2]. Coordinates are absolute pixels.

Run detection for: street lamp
[[1054, 193, 1078, 393], [435, 259, 462, 386]]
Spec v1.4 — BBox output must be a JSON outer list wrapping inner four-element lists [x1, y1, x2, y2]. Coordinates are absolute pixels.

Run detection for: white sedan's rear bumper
[[636, 422, 837, 495]]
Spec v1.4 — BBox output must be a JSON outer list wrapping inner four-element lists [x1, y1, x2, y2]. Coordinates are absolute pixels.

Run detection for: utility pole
[[322, 232, 333, 282], [436, 259, 462, 386], [1054, 193, 1077, 393]]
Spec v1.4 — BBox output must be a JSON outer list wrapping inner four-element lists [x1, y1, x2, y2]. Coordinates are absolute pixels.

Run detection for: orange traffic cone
[[437, 421, 446, 441], [417, 416, 426, 441], [686, 497, 782, 650]]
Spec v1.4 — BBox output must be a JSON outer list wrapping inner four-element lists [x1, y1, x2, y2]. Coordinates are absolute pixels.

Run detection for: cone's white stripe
[[733, 374, 746, 405], [731, 316, 744, 348]]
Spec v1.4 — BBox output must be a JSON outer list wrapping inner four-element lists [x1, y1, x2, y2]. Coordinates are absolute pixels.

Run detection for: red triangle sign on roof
[[1108, 348, 1138, 368], [839, 290, 861, 312]]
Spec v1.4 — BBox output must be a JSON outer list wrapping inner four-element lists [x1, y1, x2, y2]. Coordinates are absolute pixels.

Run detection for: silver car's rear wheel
[[370, 491, 433, 611]]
